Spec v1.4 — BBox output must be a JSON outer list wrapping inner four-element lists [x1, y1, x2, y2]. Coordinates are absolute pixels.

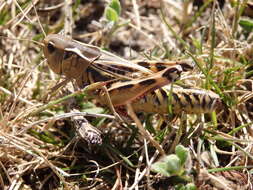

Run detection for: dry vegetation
[[1, 0, 253, 189]]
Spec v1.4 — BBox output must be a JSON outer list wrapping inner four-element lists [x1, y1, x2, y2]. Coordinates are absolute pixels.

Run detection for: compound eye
[[47, 42, 56, 54]]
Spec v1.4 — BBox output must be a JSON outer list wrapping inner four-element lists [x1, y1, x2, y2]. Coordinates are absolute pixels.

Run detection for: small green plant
[[101, 0, 129, 47], [151, 145, 196, 188], [151, 145, 188, 176], [105, 0, 121, 23]]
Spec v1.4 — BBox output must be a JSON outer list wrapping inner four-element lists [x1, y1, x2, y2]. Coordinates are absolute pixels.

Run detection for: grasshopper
[[42, 33, 224, 151], [43, 34, 222, 116], [42, 34, 188, 149]]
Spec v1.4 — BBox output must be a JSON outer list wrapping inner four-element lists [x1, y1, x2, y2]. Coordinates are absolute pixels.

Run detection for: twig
[[132, 0, 141, 29], [64, 0, 73, 37]]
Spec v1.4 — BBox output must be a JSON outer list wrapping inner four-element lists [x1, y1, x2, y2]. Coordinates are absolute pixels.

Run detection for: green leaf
[[175, 145, 188, 165], [151, 154, 182, 176], [109, 0, 121, 16], [105, 7, 119, 22], [163, 154, 181, 174], [239, 19, 253, 32], [151, 162, 171, 177]]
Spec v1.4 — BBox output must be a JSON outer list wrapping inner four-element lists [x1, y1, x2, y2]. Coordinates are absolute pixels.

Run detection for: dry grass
[[1, 0, 253, 189]]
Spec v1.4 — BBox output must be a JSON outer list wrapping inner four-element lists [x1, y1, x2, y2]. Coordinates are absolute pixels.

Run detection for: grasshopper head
[[43, 34, 101, 82], [43, 34, 67, 75]]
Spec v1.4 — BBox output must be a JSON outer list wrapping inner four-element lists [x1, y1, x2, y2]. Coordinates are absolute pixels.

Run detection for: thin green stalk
[[186, 51, 223, 98], [209, 2, 216, 72], [208, 165, 253, 173], [22, 87, 89, 120]]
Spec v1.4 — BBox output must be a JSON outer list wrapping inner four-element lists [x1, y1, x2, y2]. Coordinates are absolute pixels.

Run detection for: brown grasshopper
[[41, 33, 224, 152], [43, 34, 222, 116], [42, 34, 188, 150]]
